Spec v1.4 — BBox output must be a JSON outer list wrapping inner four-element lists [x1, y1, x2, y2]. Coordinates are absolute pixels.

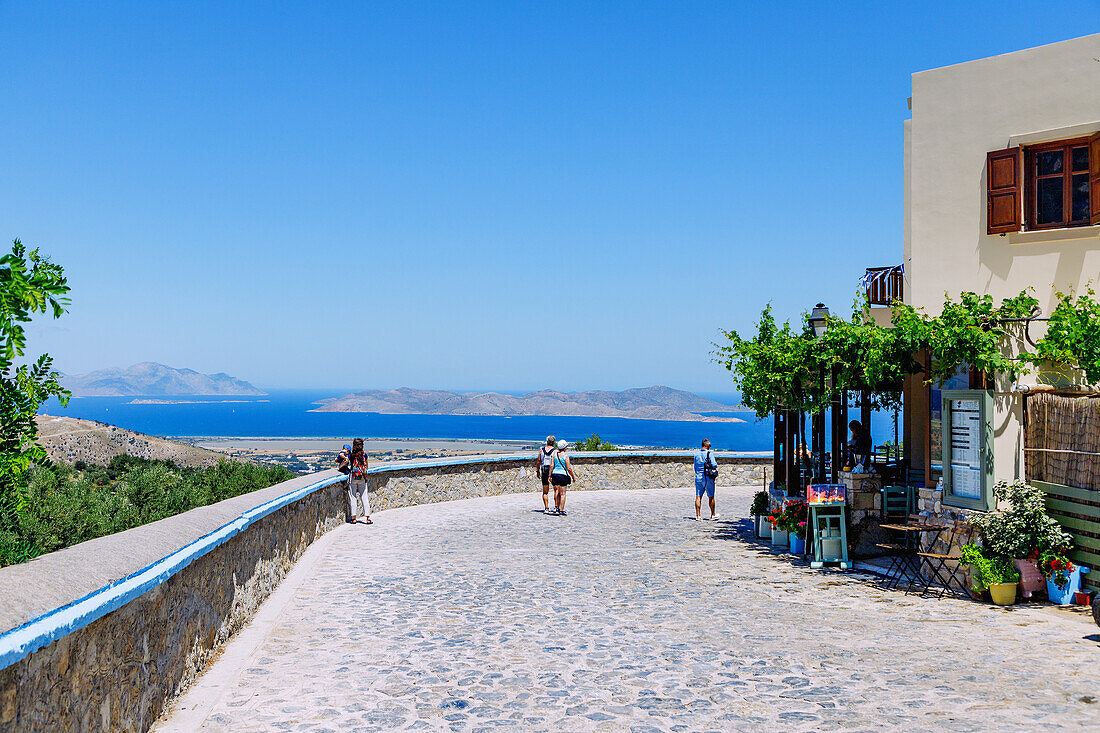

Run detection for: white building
[[896, 34, 1100, 512]]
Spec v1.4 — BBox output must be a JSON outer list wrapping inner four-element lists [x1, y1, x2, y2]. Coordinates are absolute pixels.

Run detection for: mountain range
[[61, 363, 266, 397], [312, 386, 747, 422]]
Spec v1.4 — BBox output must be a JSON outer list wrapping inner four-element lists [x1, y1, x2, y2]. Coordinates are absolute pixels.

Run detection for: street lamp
[[808, 303, 830, 483], [809, 303, 830, 340]]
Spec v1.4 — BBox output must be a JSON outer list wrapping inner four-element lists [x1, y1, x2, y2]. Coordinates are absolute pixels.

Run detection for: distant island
[[62, 362, 266, 397], [312, 386, 748, 422]]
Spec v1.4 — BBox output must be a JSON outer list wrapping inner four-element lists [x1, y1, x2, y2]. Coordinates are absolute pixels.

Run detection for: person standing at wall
[[336, 443, 353, 523], [535, 435, 557, 514], [550, 439, 575, 515], [347, 438, 373, 525], [694, 439, 719, 520]]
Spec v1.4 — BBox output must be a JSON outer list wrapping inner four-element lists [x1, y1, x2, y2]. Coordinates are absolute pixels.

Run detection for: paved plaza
[[158, 486, 1100, 732]]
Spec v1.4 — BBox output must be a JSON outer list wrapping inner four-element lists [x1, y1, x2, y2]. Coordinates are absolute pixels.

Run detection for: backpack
[[540, 446, 555, 468], [704, 450, 719, 480], [350, 456, 367, 480]]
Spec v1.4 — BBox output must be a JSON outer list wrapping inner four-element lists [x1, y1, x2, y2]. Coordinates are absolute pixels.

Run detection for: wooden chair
[[910, 521, 976, 598], [881, 484, 914, 519]]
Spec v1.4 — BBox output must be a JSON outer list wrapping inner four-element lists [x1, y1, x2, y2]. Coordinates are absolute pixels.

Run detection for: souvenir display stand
[[808, 484, 850, 569]]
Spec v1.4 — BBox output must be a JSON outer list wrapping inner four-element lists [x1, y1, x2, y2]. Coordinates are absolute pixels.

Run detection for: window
[[1026, 138, 1091, 230], [986, 132, 1100, 234]]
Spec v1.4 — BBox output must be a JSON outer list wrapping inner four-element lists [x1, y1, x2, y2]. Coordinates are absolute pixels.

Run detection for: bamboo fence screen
[[1025, 393, 1100, 491]]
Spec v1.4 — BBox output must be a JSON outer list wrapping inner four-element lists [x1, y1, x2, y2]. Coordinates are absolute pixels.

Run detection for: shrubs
[[573, 434, 617, 451], [960, 544, 1021, 592], [0, 456, 293, 567], [750, 491, 769, 516], [970, 480, 1071, 559]]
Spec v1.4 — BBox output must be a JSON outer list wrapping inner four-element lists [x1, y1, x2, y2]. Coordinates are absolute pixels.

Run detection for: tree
[[0, 240, 70, 560]]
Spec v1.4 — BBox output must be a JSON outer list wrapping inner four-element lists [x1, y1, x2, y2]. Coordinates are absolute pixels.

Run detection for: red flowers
[[1039, 548, 1076, 587]]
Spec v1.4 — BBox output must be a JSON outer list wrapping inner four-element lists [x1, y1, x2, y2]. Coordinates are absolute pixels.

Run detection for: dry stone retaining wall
[[0, 452, 768, 732]]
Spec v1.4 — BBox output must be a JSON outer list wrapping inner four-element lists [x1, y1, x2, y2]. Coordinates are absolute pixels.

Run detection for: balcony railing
[[862, 265, 904, 306]]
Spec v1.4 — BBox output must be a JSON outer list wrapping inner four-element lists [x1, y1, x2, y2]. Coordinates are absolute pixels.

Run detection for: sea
[[38, 390, 900, 452]]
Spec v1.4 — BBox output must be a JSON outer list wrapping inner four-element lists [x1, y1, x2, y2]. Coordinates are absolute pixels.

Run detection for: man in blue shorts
[[693, 438, 718, 520]]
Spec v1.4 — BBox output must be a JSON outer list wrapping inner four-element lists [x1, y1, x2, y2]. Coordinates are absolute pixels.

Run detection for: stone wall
[[369, 454, 771, 511], [0, 452, 769, 733]]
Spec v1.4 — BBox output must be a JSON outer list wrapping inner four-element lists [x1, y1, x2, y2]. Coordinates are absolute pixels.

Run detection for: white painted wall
[[905, 33, 1100, 483]]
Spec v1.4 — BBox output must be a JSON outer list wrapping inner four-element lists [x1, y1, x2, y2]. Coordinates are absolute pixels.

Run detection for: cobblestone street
[[158, 486, 1100, 732]]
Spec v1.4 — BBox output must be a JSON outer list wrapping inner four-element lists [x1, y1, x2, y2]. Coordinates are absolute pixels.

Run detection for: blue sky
[[3, 2, 1098, 393]]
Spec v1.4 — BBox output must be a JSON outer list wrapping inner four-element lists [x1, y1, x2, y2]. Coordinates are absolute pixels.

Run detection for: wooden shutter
[[1090, 131, 1100, 227], [987, 147, 1022, 234]]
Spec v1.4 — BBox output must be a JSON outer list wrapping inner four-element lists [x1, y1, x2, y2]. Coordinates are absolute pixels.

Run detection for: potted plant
[[769, 509, 788, 547], [960, 543, 1020, 606], [751, 491, 770, 538], [1038, 547, 1089, 605], [970, 480, 1072, 599], [781, 500, 808, 554]]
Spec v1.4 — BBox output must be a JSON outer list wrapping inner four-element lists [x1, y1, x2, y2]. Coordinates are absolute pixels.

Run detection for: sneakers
[[711, 514, 720, 521]]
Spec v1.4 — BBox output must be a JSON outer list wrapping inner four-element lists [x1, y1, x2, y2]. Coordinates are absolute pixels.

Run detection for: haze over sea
[[40, 390, 898, 452]]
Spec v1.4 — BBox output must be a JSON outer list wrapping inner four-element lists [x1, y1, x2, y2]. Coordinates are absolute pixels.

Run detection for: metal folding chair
[[911, 521, 976, 598]]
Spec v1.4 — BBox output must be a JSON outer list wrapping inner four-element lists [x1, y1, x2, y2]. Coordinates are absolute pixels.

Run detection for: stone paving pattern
[[160, 486, 1100, 731]]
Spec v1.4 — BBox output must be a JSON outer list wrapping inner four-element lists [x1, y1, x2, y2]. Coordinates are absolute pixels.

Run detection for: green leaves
[[0, 240, 70, 367], [0, 239, 71, 544], [715, 304, 819, 418], [0, 458, 295, 566], [1030, 287, 1100, 383], [970, 480, 1071, 559], [573, 433, 617, 451], [716, 287, 1100, 416]]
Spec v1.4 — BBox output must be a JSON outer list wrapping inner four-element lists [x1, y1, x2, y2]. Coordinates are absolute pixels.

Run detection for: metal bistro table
[[878, 520, 947, 590]]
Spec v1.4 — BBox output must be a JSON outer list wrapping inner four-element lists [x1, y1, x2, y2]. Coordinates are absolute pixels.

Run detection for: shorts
[[551, 473, 571, 487], [540, 466, 551, 484], [695, 476, 715, 498]]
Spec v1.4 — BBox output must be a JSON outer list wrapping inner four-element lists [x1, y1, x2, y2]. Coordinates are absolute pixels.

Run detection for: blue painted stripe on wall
[[0, 450, 770, 670], [0, 473, 346, 670]]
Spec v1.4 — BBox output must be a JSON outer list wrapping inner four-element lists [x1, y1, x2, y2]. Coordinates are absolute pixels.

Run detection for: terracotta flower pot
[[1013, 558, 1045, 598], [989, 582, 1017, 606]]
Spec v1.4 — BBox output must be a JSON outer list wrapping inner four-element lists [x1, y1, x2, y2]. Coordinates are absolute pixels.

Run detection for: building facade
[[899, 34, 1100, 512]]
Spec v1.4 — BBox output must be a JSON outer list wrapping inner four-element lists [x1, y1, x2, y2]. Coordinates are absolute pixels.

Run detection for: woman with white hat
[[550, 439, 576, 515]]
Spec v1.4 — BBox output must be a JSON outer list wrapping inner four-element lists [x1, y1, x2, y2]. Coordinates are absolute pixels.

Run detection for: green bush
[[0, 457, 293, 567], [573, 433, 617, 451], [970, 480, 1071, 559], [959, 543, 1021, 591], [750, 490, 769, 516]]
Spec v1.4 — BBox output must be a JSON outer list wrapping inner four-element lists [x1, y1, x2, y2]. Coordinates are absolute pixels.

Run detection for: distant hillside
[[35, 415, 233, 468], [61, 362, 265, 397], [313, 385, 747, 422]]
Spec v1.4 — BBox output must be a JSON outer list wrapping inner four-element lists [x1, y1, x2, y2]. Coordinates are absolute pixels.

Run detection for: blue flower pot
[[1047, 565, 1089, 605], [789, 535, 806, 554]]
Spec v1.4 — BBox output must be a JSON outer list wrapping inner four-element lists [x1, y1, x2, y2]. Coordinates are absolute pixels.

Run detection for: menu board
[[948, 399, 982, 499]]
